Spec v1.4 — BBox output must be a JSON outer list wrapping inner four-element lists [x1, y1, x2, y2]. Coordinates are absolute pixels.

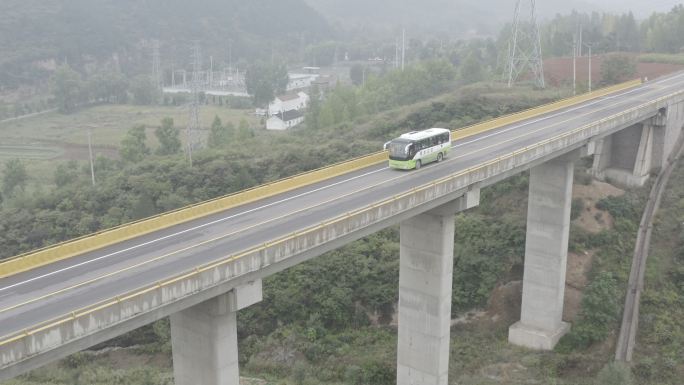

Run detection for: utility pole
[[152, 40, 162, 98], [586, 43, 593, 92], [401, 28, 406, 71], [186, 42, 202, 166], [87, 125, 96, 186], [572, 36, 577, 95], [394, 39, 398, 69], [228, 39, 233, 72], [578, 24, 583, 57], [505, 0, 545, 88]]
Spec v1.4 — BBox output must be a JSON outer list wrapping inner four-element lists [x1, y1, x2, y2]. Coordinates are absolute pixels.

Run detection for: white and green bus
[[384, 128, 451, 170]]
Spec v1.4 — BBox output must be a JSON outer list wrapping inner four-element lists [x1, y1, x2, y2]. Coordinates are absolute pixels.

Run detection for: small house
[[266, 110, 305, 130]]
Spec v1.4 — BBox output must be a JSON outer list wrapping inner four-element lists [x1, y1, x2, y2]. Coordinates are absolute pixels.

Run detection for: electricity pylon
[[186, 42, 202, 166], [505, 0, 545, 88]]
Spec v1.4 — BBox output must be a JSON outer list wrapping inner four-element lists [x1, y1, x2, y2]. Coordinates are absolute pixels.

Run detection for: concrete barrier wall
[[2, 87, 683, 373]]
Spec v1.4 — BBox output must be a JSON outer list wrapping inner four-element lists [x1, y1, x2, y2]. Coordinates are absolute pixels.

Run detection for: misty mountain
[[0, 0, 332, 87], [304, 0, 683, 37]]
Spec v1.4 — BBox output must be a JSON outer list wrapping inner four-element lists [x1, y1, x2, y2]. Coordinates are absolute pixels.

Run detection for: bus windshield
[[388, 139, 414, 160]]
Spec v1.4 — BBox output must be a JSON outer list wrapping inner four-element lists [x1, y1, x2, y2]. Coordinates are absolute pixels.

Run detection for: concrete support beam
[[171, 280, 262, 385], [591, 123, 652, 187], [633, 123, 654, 177], [397, 191, 479, 385], [509, 156, 574, 350], [590, 104, 684, 187]]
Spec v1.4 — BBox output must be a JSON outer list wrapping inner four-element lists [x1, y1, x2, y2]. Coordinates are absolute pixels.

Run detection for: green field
[[0, 104, 260, 149], [0, 104, 261, 190]]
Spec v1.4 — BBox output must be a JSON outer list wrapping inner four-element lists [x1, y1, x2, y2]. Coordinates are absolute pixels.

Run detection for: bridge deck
[[1, 72, 684, 342]]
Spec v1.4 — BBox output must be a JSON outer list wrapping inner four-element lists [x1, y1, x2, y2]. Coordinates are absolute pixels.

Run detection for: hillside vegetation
[[0, 0, 331, 88]]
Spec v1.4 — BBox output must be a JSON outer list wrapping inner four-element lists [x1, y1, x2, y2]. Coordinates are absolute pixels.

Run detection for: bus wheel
[[437, 152, 443, 162], [415, 160, 421, 170]]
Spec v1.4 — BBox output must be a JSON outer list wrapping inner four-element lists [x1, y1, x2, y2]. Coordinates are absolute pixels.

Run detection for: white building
[[268, 92, 309, 116], [266, 110, 305, 130], [287, 73, 318, 91]]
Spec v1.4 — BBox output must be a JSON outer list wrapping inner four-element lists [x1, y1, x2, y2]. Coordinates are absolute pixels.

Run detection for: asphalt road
[[1, 72, 684, 339]]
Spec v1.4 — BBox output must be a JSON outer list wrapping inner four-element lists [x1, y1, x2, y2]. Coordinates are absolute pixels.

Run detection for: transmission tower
[[186, 42, 202, 166], [152, 40, 162, 101], [505, 0, 545, 88]]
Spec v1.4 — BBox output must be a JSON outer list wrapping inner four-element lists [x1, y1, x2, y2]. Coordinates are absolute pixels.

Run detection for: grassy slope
[[632, 156, 684, 383]]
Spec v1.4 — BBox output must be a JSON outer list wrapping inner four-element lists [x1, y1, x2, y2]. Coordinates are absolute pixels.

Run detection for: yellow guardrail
[[451, 79, 642, 140], [0, 79, 643, 280], [0, 150, 388, 279], [1, 82, 680, 351]]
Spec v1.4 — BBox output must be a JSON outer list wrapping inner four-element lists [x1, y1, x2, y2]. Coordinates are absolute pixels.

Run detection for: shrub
[[571, 198, 584, 221], [361, 361, 395, 385], [556, 272, 620, 351], [596, 196, 639, 222], [595, 362, 633, 385]]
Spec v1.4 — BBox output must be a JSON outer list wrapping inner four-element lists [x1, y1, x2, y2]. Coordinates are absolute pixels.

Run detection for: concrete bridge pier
[[509, 155, 575, 350], [170, 279, 262, 385], [397, 190, 479, 385]]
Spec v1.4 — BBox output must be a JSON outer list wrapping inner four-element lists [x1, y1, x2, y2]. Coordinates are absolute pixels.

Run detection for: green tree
[[208, 115, 234, 148], [120, 125, 150, 162], [245, 61, 289, 107], [305, 85, 321, 130], [236, 119, 254, 141], [318, 103, 335, 128], [52, 64, 83, 113], [131, 75, 157, 105], [601, 54, 637, 85], [54, 161, 79, 187], [155, 117, 181, 155], [88, 71, 128, 104], [350, 64, 366, 86], [460, 52, 485, 85], [2, 159, 28, 197]]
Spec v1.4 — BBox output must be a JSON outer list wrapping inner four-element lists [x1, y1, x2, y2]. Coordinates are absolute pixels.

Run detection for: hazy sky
[[595, 0, 683, 16]]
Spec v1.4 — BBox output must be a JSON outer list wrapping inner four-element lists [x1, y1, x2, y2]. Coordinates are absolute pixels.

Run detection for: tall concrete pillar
[[509, 156, 574, 350], [397, 190, 479, 385], [171, 280, 262, 385]]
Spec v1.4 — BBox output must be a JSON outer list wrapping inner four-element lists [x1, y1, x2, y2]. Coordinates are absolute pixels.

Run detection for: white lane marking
[[2, 74, 683, 292], [0, 166, 389, 292], [454, 74, 684, 149]]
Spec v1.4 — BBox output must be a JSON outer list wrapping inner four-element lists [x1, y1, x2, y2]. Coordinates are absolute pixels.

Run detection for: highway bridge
[[1, 72, 684, 384]]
